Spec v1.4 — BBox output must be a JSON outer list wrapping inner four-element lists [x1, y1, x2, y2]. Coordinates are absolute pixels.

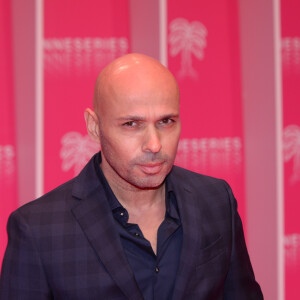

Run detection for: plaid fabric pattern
[[0, 153, 263, 300]]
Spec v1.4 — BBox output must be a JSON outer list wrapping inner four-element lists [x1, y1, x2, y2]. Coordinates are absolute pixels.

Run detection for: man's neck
[[100, 159, 166, 207], [107, 174, 166, 212]]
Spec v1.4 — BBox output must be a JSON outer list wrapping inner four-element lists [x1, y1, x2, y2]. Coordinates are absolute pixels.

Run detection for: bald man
[[0, 54, 263, 300]]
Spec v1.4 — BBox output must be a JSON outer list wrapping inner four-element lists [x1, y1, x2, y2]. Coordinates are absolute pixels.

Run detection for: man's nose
[[142, 126, 162, 153]]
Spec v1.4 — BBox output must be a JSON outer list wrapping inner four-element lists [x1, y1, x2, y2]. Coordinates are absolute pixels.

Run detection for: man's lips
[[138, 162, 164, 174]]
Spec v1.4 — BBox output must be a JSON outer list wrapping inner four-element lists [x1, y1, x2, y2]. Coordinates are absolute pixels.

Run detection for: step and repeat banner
[[167, 0, 246, 222], [0, 0, 18, 267], [281, 0, 300, 299], [1, 2, 299, 298]]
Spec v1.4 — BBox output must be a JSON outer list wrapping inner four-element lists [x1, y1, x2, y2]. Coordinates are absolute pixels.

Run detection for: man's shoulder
[[14, 177, 77, 218], [15, 153, 100, 217]]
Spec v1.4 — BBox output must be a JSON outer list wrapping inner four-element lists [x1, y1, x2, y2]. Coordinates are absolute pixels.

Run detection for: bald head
[[93, 53, 179, 115], [85, 53, 181, 190]]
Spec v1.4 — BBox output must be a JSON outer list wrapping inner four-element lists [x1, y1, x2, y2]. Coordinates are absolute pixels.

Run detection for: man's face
[[97, 66, 181, 190]]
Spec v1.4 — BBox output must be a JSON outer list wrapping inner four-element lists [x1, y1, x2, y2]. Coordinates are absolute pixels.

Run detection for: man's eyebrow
[[159, 113, 180, 119], [117, 114, 180, 121], [117, 116, 146, 121]]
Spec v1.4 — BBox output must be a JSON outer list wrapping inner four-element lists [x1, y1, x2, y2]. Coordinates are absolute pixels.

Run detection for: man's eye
[[160, 119, 174, 125], [123, 121, 137, 127]]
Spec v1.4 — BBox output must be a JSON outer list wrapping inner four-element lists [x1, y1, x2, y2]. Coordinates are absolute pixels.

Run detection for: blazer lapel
[[172, 184, 201, 300], [169, 167, 226, 300], [71, 154, 143, 300]]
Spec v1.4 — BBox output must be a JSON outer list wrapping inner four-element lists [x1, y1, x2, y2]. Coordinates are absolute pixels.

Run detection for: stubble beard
[[100, 141, 175, 191], [104, 151, 174, 190]]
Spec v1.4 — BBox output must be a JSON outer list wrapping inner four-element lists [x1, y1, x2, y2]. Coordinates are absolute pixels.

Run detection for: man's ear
[[84, 108, 100, 144]]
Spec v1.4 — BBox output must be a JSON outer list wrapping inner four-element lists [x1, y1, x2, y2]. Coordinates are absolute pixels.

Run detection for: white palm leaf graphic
[[283, 125, 300, 183], [60, 131, 99, 175], [169, 18, 207, 79]]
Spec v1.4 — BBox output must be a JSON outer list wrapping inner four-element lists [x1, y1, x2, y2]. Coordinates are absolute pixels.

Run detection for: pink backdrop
[[281, 0, 300, 298], [0, 0, 18, 267]]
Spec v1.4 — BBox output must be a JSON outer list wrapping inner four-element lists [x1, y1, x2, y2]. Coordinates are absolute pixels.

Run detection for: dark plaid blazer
[[0, 153, 263, 300]]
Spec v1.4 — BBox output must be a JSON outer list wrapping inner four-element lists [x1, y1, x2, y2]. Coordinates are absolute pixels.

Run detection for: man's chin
[[130, 174, 166, 190]]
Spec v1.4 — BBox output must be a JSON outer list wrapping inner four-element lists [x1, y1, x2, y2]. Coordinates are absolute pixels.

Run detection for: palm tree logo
[[169, 18, 207, 79], [285, 233, 300, 266], [0, 144, 15, 178], [283, 124, 300, 184], [60, 131, 99, 175]]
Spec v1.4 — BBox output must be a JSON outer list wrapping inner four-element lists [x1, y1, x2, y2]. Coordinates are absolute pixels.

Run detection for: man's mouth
[[138, 162, 164, 174]]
